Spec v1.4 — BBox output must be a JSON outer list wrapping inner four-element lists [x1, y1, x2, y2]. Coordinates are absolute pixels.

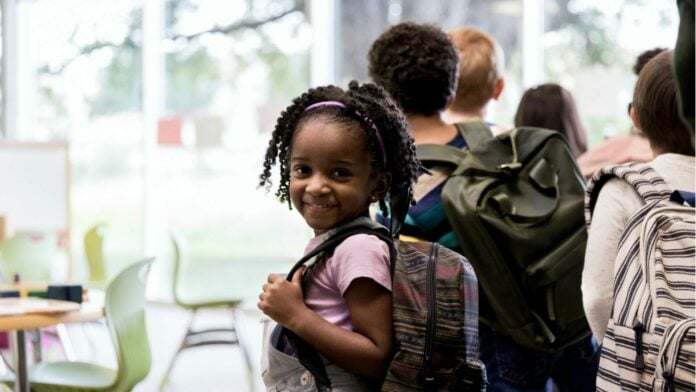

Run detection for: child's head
[[259, 81, 421, 233], [631, 50, 695, 156], [514, 83, 588, 157], [448, 27, 505, 113], [632, 47, 667, 76], [367, 22, 459, 116]]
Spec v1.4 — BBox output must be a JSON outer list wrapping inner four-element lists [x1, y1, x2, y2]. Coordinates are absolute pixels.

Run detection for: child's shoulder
[[335, 233, 390, 254]]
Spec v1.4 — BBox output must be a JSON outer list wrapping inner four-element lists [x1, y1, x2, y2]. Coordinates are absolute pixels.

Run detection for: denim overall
[[260, 319, 373, 392]]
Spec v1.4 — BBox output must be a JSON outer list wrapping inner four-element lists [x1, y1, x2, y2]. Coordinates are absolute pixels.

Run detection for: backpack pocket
[[524, 227, 588, 332]]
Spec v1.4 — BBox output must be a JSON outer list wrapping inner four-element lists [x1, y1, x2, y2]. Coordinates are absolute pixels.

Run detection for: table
[[0, 297, 104, 392]]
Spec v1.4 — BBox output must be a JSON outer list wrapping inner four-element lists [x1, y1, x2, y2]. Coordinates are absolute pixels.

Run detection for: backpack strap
[[282, 221, 395, 391], [415, 121, 495, 167], [585, 162, 673, 225], [454, 121, 495, 149]]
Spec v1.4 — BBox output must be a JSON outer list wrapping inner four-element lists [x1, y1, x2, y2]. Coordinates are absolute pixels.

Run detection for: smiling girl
[[257, 81, 420, 391]]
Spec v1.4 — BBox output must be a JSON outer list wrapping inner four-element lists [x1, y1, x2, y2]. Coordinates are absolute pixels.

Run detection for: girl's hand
[[258, 267, 308, 328]]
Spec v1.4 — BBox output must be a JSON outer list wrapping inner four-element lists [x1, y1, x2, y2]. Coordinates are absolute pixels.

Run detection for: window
[[543, 0, 679, 145], [27, 0, 144, 279]]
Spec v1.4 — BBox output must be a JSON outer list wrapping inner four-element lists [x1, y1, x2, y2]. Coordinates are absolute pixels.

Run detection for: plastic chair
[[83, 224, 107, 288], [159, 233, 253, 390], [1, 258, 155, 392], [0, 232, 57, 283]]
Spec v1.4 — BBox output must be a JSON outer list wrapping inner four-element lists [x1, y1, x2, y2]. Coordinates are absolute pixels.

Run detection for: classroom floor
[[140, 302, 265, 392], [0, 301, 266, 392]]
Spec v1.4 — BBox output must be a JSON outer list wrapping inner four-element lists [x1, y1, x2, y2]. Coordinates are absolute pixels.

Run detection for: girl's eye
[[332, 168, 352, 178], [292, 166, 311, 177]]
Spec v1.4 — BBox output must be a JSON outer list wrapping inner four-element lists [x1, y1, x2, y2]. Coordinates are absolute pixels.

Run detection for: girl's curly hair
[[259, 81, 422, 217]]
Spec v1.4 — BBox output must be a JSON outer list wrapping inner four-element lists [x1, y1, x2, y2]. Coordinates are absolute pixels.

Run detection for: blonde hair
[[448, 28, 504, 112]]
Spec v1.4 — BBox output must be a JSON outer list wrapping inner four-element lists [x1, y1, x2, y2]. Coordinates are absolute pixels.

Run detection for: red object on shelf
[[158, 117, 183, 145]]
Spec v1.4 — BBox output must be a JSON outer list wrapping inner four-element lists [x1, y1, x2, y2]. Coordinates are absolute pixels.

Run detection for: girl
[[514, 83, 588, 158], [257, 81, 421, 391]]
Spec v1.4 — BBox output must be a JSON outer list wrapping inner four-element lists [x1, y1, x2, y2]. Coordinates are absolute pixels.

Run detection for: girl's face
[[289, 118, 388, 235]]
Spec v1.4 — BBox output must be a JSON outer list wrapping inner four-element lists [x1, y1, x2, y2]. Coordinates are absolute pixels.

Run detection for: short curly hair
[[259, 81, 423, 217], [367, 22, 459, 116]]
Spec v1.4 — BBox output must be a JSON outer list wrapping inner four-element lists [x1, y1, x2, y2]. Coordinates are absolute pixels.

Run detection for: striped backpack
[[586, 163, 695, 391], [281, 217, 486, 391]]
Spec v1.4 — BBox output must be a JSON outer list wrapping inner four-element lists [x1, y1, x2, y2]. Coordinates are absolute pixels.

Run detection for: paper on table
[[0, 298, 81, 317]]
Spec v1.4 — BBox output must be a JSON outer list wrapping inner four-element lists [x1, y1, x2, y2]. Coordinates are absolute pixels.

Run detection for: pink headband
[[304, 100, 387, 167]]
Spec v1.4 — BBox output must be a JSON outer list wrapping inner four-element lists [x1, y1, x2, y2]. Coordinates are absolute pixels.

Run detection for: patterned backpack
[[281, 217, 486, 391], [586, 163, 695, 391]]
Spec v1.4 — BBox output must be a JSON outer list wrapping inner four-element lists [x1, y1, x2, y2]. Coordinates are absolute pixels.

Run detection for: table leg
[[12, 330, 28, 392]]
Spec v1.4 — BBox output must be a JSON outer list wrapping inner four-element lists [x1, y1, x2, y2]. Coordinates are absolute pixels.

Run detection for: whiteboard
[[0, 143, 69, 232]]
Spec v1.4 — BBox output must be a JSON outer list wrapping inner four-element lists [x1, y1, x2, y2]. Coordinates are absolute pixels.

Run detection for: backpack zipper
[[421, 244, 438, 388], [632, 321, 645, 370]]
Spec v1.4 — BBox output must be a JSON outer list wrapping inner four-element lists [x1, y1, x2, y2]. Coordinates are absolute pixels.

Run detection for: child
[[582, 50, 695, 343], [514, 83, 588, 157], [257, 81, 421, 391], [444, 27, 507, 134]]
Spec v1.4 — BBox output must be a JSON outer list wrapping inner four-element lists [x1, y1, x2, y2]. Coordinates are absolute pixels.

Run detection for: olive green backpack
[[416, 121, 591, 353]]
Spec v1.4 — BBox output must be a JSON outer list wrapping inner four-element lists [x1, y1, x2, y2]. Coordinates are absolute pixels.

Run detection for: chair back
[[0, 232, 56, 283], [84, 224, 106, 283], [105, 258, 154, 392], [169, 233, 186, 306]]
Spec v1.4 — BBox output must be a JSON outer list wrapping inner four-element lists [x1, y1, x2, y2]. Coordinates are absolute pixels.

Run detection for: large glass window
[[544, 0, 679, 145], [4, 0, 683, 299], [27, 0, 144, 279], [156, 0, 311, 300]]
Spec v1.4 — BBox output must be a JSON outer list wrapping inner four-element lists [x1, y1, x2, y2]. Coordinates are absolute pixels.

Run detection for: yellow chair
[[83, 224, 107, 288], [160, 233, 253, 390], [1, 258, 155, 391]]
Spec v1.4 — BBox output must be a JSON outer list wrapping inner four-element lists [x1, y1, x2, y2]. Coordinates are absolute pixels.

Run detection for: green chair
[[160, 233, 253, 390], [2, 258, 155, 392], [0, 232, 57, 283], [83, 224, 107, 288]]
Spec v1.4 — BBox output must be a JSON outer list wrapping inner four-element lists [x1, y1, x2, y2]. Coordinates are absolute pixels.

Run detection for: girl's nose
[[306, 175, 330, 195]]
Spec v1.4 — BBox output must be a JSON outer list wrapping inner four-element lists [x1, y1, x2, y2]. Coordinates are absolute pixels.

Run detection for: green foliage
[[88, 47, 141, 115], [165, 49, 221, 112]]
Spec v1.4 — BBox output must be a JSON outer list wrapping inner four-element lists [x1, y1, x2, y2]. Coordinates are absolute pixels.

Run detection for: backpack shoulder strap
[[416, 143, 466, 167], [585, 162, 672, 222], [415, 121, 495, 166], [455, 120, 495, 149], [283, 221, 394, 390], [286, 220, 393, 280]]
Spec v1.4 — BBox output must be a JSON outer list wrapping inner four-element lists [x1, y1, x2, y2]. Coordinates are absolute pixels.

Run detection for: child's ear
[[492, 78, 505, 100], [629, 104, 641, 131], [372, 172, 391, 200]]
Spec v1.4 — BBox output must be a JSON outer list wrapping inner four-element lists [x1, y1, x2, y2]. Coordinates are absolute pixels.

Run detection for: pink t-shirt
[[302, 233, 391, 332]]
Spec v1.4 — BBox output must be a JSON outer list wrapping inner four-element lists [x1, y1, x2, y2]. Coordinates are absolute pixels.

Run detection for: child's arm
[[259, 269, 392, 381]]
